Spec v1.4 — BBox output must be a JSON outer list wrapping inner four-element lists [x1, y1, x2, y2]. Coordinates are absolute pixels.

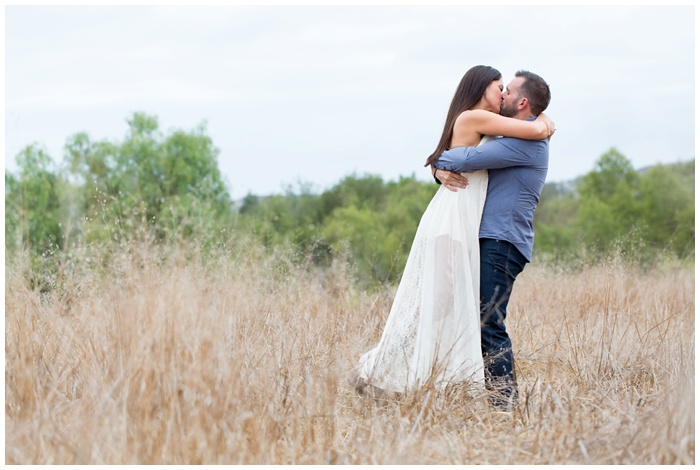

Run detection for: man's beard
[[500, 99, 519, 118]]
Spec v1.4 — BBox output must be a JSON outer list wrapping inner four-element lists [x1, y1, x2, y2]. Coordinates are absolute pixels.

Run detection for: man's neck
[[514, 110, 535, 121]]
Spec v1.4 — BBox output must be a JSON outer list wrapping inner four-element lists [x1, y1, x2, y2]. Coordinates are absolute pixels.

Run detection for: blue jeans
[[479, 238, 527, 407]]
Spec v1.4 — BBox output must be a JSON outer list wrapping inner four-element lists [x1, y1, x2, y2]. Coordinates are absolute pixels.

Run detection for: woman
[[351, 65, 554, 396]]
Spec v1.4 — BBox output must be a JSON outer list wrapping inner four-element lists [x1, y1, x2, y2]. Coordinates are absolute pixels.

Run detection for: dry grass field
[[4, 239, 695, 464]]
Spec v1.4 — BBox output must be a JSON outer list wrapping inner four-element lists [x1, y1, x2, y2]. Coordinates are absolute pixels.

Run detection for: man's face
[[500, 76, 526, 117]]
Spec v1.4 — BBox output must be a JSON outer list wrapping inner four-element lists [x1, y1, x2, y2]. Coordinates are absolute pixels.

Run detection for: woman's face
[[482, 79, 504, 113]]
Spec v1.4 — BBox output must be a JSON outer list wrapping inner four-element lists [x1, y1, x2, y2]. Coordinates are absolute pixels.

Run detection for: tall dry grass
[[4, 238, 695, 464]]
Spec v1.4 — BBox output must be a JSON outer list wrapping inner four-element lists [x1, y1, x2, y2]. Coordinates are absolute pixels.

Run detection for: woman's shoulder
[[455, 109, 493, 129], [453, 110, 491, 144]]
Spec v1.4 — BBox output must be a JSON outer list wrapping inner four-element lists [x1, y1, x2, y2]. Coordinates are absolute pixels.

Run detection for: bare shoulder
[[455, 109, 491, 126], [452, 110, 487, 147]]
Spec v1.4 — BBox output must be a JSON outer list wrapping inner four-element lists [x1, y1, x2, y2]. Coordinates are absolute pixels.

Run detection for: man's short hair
[[516, 70, 551, 115]]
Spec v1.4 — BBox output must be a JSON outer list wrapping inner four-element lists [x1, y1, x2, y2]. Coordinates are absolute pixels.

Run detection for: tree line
[[5, 113, 695, 287]]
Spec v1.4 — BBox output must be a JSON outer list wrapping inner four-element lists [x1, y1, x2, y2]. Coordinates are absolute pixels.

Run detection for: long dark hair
[[424, 65, 502, 167]]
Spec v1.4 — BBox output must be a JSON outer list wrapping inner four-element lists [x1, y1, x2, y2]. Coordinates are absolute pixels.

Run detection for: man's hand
[[435, 169, 468, 192]]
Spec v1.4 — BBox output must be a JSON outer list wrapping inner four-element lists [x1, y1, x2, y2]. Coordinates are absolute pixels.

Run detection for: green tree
[[638, 161, 694, 257], [533, 181, 579, 257], [575, 148, 643, 254], [319, 174, 387, 213], [63, 113, 232, 243], [322, 205, 386, 281], [322, 175, 435, 283], [5, 145, 64, 254]]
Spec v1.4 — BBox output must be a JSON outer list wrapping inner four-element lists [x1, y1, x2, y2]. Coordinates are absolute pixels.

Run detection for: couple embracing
[[350, 65, 553, 411]]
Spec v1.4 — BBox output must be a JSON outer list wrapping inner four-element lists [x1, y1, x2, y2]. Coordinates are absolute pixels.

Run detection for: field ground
[[4, 242, 695, 464]]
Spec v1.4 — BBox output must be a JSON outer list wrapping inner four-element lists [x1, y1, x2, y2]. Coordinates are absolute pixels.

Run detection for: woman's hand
[[536, 113, 555, 140], [435, 169, 468, 192]]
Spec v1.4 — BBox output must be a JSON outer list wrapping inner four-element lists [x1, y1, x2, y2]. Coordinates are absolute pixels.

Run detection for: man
[[432, 70, 552, 410]]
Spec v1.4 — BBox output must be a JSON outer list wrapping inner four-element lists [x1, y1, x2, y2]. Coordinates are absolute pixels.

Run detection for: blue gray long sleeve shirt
[[434, 134, 549, 262]]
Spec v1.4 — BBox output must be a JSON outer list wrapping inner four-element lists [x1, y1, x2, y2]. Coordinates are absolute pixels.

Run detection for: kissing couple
[[350, 65, 554, 411]]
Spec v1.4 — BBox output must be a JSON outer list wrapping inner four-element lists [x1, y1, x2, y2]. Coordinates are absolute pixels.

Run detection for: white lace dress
[[356, 137, 491, 393]]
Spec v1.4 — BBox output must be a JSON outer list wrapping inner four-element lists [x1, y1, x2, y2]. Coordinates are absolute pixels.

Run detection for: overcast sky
[[4, 5, 696, 199]]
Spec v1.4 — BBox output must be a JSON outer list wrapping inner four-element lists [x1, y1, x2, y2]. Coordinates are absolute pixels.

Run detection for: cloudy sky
[[5, 5, 695, 199]]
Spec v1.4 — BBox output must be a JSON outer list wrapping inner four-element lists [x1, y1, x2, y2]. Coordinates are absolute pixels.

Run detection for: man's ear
[[518, 97, 529, 110]]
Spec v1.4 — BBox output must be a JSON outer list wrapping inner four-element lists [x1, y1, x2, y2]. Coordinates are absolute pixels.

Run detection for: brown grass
[[4, 240, 695, 464]]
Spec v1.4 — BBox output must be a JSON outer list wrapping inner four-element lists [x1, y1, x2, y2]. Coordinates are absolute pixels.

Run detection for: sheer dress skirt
[[357, 167, 488, 393]]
